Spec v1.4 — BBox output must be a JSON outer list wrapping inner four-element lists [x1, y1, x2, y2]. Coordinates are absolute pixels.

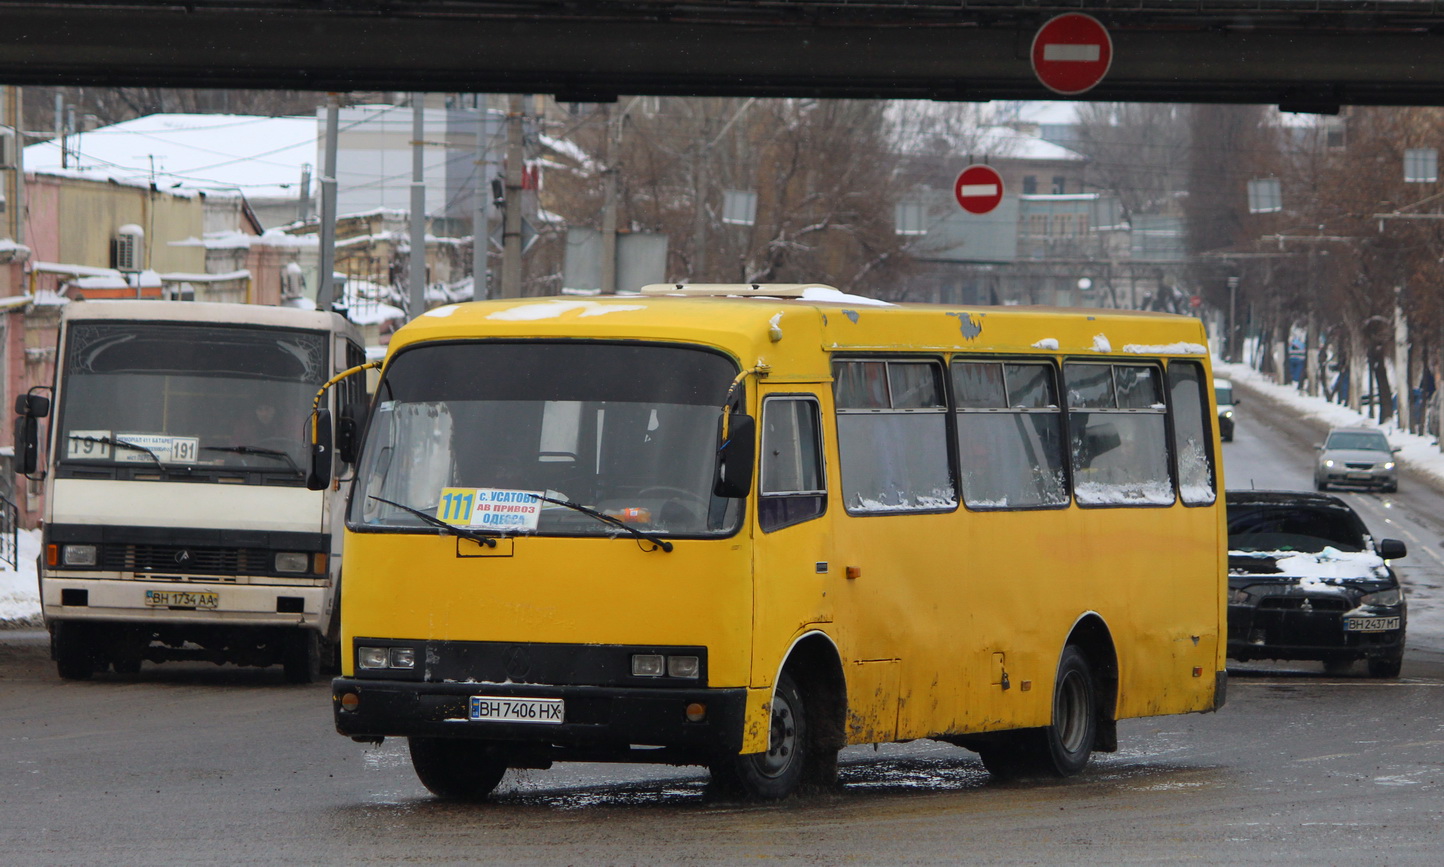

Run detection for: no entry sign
[[954, 164, 1004, 215], [1031, 13, 1113, 96]]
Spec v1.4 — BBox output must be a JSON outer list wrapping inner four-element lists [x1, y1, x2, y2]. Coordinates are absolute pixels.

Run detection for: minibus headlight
[[667, 656, 700, 678], [1384, 461, 1396, 471], [358, 646, 391, 670], [63, 544, 97, 567], [275, 552, 309, 573], [1323, 459, 1336, 468], [1223, 410, 1233, 419], [631, 654, 665, 677], [389, 647, 416, 669]]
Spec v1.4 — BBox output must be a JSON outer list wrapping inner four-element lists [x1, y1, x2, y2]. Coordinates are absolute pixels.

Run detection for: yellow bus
[[325, 285, 1226, 800]]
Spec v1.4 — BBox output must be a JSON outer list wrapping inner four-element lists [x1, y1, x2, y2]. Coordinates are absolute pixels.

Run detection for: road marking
[[1233, 679, 1444, 687]]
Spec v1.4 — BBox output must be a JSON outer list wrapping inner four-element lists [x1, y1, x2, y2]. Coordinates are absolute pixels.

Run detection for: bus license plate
[[469, 696, 564, 724], [1344, 616, 1400, 632], [144, 589, 219, 609]]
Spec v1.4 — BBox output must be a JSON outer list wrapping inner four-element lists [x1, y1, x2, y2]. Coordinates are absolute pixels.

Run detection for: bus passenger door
[[750, 392, 836, 686]]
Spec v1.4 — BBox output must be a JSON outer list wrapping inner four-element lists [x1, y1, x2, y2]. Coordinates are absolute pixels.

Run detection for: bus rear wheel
[[709, 671, 810, 799], [408, 737, 508, 801], [282, 630, 322, 684], [979, 646, 1097, 780]]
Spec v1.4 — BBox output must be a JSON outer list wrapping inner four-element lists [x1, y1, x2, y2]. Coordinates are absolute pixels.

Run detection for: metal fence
[[0, 493, 17, 569]]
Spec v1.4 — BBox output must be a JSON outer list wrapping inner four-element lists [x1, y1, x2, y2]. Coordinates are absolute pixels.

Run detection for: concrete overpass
[[2, 1, 1444, 108]]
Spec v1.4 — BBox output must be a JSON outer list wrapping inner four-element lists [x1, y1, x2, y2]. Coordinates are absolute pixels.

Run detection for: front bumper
[[1227, 604, 1405, 662], [332, 678, 748, 762], [42, 575, 328, 630], [1317, 466, 1396, 489]]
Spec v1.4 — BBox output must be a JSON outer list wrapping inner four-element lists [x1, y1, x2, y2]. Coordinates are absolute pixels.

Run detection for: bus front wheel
[[709, 671, 810, 799], [54, 622, 96, 681], [408, 737, 508, 801]]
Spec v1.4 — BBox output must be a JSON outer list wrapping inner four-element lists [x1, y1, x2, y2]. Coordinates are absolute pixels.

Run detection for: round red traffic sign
[[954, 164, 1004, 215], [1031, 13, 1113, 96]]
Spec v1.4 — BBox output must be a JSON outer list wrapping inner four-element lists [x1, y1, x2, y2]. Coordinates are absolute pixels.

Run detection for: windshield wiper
[[368, 496, 497, 548], [202, 445, 303, 477], [67, 434, 168, 475], [535, 495, 673, 553]]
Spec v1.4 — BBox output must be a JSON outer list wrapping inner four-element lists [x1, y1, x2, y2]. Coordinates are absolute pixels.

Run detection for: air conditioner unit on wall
[[111, 224, 144, 271]]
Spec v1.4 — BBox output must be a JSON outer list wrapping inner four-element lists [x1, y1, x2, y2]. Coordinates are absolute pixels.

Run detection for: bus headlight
[[631, 654, 665, 677], [358, 646, 390, 670], [389, 647, 416, 669], [63, 544, 97, 566], [667, 656, 700, 678], [275, 552, 309, 573]]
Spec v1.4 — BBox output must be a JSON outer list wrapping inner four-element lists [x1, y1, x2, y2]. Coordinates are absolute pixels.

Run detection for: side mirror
[[307, 409, 333, 491], [13, 414, 40, 475], [713, 413, 755, 499], [1378, 538, 1407, 560], [15, 393, 50, 418], [1392, 446, 1402, 454], [336, 403, 365, 465]]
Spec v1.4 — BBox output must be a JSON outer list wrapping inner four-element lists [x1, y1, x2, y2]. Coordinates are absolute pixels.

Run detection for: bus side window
[[833, 360, 955, 514], [952, 360, 1068, 510], [1064, 362, 1174, 507], [759, 396, 827, 532], [1167, 362, 1217, 505]]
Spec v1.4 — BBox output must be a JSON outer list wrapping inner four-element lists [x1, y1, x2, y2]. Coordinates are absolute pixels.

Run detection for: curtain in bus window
[[953, 360, 1066, 509], [957, 413, 1068, 508], [1167, 362, 1217, 505], [837, 413, 953, 511], [1066, 363, 1174, 506]]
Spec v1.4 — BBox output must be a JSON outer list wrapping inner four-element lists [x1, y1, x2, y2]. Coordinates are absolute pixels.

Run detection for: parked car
[[1226, 490, 1407, 677], [1215, 379, 1237, 441], [1314, 426, 1399, 492]]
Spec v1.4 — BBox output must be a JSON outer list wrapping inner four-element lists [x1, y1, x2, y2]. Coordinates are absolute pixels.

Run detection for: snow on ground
[[1217, 360, 1444, 653], [1216, 360, 1444, 492], [0, 529, 41, 626]]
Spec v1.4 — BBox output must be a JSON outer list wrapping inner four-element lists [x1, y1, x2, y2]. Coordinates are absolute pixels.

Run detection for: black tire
[[408, 737, 508, 801], [1368, 650, 1403, 679], [282, 630, 322, 684], [1322, 658, 1355, 676], [709, 671, 810, 799], [1035, 646, 1098, 777], [53, 622, 96, 681], [976, 733, 1037, 780], [982, 646, 1099, 780], [1315, 479, 1328, 492]]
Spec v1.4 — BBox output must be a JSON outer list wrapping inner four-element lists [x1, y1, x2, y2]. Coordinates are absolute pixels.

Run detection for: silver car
[[1315, 427, 1399, 493]]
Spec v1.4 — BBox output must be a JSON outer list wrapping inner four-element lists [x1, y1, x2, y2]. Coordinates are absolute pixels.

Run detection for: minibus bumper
[[332, 677, 749, 759]]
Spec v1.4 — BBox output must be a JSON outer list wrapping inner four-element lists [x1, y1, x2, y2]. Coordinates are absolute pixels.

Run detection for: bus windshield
[[349, 341, 742, 538], [57, 321, 326, 478]]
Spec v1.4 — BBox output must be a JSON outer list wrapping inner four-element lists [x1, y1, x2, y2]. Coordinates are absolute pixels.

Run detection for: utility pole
[[316, 94, 341, 311], [1227, 275, 1239, 363], [472, 96, 493, 300], [499, 94, 525, 298], [600, 104, 621, 295], [408, 95, 427, 321]]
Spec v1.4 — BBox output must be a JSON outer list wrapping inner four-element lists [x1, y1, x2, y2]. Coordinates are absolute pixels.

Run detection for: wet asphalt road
[[3, 382, 1444, 864]]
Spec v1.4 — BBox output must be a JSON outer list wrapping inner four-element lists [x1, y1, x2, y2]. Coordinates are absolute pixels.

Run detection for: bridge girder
[[1, 2, 1444, 107]]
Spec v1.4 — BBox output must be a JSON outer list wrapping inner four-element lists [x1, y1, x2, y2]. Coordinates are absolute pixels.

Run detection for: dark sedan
[[1226, 490, 1407, 677]]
